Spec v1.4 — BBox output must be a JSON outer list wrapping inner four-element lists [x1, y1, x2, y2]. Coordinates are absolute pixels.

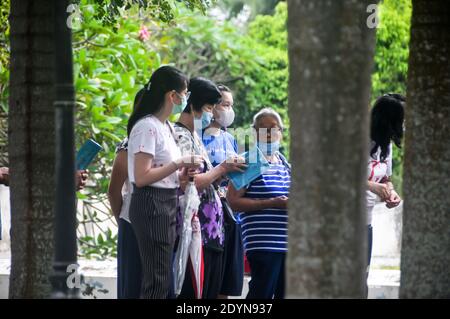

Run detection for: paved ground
[[0, 257, 400, 299]]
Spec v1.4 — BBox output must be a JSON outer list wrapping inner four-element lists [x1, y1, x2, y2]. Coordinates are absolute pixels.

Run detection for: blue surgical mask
[[193, 111, 213, 139], [172, 94, 187, 115], [201, 111, 213, 128], [257, 141, 280, 156]]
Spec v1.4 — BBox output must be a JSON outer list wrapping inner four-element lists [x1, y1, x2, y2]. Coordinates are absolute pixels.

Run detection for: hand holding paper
[[76, 139, 102, 170], [227, 147, 270, 190]]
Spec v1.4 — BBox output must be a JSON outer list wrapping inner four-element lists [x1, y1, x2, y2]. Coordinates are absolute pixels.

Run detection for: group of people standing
[[107, 65, 405, 299], [107, 65, 290, 299]]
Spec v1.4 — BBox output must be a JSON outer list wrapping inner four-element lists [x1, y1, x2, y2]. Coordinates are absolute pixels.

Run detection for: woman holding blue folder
[[126, 66, 203, 299], [227, 107, 290, 299]]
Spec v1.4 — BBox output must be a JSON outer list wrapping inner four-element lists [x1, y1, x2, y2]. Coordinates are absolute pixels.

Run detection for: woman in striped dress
[[227, 108, 290, 299]]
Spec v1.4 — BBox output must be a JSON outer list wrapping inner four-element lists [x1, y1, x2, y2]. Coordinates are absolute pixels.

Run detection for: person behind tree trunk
[[126, 66, 202, 299], [0, 167, 87, 191], [0, 167, 9, 187], [366, 93, 404, 294], [108, 89, 144, 299], [174, 77, 247, 299], [202, 84, 244, 298], [227, 108, 290, 299]]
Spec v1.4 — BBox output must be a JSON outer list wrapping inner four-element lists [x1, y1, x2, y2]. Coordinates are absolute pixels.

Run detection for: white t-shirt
[[366, 142, 393, 225], [128, 116, 181, 189]]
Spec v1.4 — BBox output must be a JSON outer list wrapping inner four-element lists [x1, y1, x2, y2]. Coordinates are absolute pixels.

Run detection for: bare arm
[[385, 180, 395, 192], [226, 182, 286, 212], [193, 157, 248, 193], [367, 180, 391, 200], [134, 152, 178, 188], [175, 132, 225, 192], [381, 176, 402, 208], [133, 153, 201, 188], [192, 164, 227, 193], [108, 150, 128, 220]]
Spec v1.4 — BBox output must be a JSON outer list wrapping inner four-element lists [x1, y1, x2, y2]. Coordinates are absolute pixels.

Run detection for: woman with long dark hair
[[127, 66, 202, 299], [366, 93, 405, 279]]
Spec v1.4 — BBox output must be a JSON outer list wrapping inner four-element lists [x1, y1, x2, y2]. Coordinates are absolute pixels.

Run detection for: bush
[[74, 1, 164, 258]]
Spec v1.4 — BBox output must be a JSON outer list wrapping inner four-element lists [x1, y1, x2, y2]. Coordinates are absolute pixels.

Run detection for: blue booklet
[[76, 139, 102, 170], [228, 146, 270, 191]]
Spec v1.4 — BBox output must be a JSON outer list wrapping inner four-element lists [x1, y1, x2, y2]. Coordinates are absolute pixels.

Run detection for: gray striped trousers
[[129, 185, 177, 299]]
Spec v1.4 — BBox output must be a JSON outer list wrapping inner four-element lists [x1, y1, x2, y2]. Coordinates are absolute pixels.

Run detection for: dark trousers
[[117, 218, 142, 299], [220, 220, 244, 296], [246, 251, 285, 299], [178, 247, 224, 299], [129, 186, 177, 299]]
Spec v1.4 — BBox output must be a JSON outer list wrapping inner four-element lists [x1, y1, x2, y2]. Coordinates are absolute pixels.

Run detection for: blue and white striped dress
[[240, 158, 290, 253]]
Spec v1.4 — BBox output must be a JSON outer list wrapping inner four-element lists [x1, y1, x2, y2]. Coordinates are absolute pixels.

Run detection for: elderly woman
[[227, 107, 290, 299]]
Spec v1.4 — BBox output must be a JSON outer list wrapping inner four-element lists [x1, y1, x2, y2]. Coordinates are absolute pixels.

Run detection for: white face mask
[[214, 108, 235, 128]]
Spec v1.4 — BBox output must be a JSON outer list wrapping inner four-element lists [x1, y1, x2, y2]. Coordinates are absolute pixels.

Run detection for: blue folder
[[76, 139, 102, 170], [228, 146, 270, 191]]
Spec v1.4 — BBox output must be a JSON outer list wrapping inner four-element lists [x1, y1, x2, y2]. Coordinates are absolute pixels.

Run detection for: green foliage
[[161, 8, 258, 82], [0, 0, 9, 112], [75, 0, 213, 25], [163, 2, 289, 155], [236, 2, 289, 154], [72, 2, 291, 258], [0, 62, 8, 115], [0, 0, 412, 259], [79, 229, 118, 260], [0, 0, 9, 70], [372, 0, 411, 99], [220, 0, 283, 20], [74, 0, 168, 258], [73, 0, 411, 219], [0, 0, 9, 167], [74, 1, 163, 155]]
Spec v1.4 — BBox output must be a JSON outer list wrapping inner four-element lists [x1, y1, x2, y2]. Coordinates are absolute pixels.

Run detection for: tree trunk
[[8, 0, 55, 298], [286, 0, 377, 298], [399, 0, 450, 299]]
